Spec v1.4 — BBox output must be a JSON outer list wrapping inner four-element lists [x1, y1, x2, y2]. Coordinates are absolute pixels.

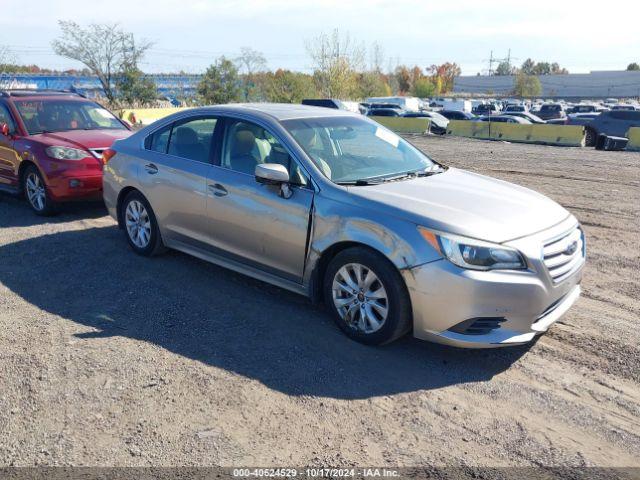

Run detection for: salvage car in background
[[402, 110, 450, 134], [501, 111, 546, 124], [476, 115, 532, 124], [103, 104, 585, 348], [440, 110, 476, 121], [584, 109, 640, 145], [537, 103, 567, 120], [0, 90, 131, 214]]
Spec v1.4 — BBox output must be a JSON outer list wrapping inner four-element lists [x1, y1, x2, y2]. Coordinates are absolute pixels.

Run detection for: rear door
[[138, 115, 220, 247], [0, 102, 19, 189]]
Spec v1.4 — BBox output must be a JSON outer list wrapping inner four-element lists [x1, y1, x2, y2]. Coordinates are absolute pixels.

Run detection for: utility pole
[[488, 50, 494, 76]]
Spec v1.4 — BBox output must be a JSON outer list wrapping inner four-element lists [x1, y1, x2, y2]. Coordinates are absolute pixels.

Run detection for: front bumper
[[402, 217, 584, 348], [43, 161, 104, 201]]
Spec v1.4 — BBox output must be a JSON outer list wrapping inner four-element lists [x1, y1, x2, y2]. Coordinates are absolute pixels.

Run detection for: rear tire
[[22, 165, 56, 216], [324, 247, 412, 345], [585, 127, 597, 147], [121, 190, 165, 257]]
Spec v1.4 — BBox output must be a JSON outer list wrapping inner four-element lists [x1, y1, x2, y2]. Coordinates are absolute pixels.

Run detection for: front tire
[[585, 127, 597, 147], [324, 247, 412, 345], [23, 165, 56, 216], [121, 191, 165, 256]]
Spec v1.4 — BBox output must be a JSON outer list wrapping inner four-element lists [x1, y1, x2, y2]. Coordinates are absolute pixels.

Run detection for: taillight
[[102, 148, 116, 164]]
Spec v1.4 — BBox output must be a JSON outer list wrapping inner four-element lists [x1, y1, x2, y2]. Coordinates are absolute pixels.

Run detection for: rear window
[[541, 105, 560, 112]]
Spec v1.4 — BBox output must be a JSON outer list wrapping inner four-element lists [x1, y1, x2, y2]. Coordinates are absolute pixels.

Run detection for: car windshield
[[14, 100, 126, 135], [283, 116, 440, 184]]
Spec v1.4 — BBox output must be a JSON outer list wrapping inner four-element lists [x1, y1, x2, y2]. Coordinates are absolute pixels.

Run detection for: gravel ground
[[0, 136, 639, 469]]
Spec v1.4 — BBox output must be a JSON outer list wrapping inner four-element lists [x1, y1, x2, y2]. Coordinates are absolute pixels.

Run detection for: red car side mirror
[[0, 123, 9, 137]]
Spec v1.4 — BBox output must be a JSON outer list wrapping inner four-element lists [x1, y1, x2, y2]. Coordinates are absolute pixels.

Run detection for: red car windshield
[[14, 100, 127, 135]]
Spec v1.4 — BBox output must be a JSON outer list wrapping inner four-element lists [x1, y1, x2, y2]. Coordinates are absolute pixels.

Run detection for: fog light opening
[[448, 317, 506, 336]]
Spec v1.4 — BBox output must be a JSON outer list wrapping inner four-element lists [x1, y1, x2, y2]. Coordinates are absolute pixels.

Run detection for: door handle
[[208, 183, 228, 197], [144, 163, 158, 174]]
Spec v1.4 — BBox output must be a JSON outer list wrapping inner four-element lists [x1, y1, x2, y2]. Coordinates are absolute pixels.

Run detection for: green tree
[[263, 69, 316, 103], [115, 67, 157, 106], [495, 60, 515, 76], [357, 71, 390, 98], [627, 62, 640, 71], [411, 78, 436, 98], [521, 60, 569, 76], [513, 73, 542, 97], [521, 58, 536, 75], [197, 57, 242, 105]]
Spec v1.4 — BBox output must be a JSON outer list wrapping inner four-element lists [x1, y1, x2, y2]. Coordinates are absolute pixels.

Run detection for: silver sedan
[[102, 104, 585, 347]]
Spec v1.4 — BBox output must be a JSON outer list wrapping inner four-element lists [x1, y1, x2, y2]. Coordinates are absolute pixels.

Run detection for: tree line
[[6, 23, 630, 105], [2, 24, 462, 107]]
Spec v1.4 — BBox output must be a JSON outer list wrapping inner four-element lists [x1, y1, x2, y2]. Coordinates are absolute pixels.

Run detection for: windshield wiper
[[336, 179, 384, 186], [375, 168, 444, 183], [336, 167, 445, 186]]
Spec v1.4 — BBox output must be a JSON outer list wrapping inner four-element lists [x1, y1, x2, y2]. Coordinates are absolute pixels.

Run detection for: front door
[[0, 103, 19, 188], [205, 118, 314, 282]]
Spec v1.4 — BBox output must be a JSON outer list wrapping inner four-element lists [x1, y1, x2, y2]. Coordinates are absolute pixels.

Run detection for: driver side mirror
[[0, 123, 10, 137], [255, 163, 290, 185], [255, 163, 293, 199]]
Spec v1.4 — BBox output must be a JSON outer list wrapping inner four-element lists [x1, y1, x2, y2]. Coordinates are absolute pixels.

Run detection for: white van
[[366, 96, 421, 112]]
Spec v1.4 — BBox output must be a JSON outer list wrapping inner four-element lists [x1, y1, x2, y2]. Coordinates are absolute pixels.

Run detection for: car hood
[[30, 129, 132, 149], [348, 168, 571, 243]]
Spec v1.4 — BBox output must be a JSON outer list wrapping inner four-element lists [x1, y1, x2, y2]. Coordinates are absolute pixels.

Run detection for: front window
[[221, 119, 309, 186], [283, 116, 440, 184], [14, 100, 126, 135]]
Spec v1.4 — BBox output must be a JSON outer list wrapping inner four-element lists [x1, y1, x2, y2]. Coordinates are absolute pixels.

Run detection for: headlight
[[45, 146, 89, 160], [418, 227, 527, 271]]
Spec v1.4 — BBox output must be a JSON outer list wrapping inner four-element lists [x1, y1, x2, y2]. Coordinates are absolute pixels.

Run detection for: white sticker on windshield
[[94, 108, 113, 119], [375, 127, 399, 148]]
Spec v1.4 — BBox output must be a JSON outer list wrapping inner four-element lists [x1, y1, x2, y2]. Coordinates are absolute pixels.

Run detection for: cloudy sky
[[1, 0, 639, 75]]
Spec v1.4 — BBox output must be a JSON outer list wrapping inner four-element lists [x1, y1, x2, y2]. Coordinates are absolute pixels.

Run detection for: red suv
[[0, 90, 132, 215]]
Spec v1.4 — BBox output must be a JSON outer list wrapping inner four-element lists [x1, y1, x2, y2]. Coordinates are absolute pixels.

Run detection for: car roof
[[1, 90, 88, 101], [190, 103, 356, 121]]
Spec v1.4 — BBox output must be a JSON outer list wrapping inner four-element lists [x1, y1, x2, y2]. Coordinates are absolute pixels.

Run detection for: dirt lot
[[0, 136, 639, 468]]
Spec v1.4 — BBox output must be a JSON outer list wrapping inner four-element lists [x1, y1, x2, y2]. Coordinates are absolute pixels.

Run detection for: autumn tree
[[394, 65, 412, 94], [263, 69, 316, 103], [427, 62, 461, 94]]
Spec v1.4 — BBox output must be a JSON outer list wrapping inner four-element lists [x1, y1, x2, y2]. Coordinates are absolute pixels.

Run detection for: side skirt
[[168, 239, 309, 297]]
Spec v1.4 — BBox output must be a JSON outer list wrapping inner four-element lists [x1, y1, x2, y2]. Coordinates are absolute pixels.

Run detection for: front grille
[[542, 226, 585, 283], [89, 148, 106, 159]]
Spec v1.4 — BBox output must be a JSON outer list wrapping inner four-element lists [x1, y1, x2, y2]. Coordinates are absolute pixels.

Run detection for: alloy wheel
[[125, 200, 152, 249], [332, 263, 389, 334], [25, 172, 46, 211]]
